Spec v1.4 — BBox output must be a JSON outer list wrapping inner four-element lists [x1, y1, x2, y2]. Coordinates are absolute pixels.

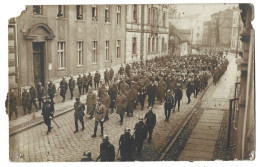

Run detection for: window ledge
[[91, 21, 99, 23], [77, 65, 83, 68], [56, 17, 67, 20], [58, 67, 67, 71], [75, 19, 85, 22], [105, 22, 111, 25], [31, 14, 45, 18], [92, 63, 98, 65]]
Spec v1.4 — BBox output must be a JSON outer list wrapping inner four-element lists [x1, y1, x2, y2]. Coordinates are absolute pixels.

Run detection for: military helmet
[[125, 127, 130, 133], [103, 134, 109, 140], [76, 97, 80, 101], [139, 117, 144, 121], [148, 107, 152, 111]]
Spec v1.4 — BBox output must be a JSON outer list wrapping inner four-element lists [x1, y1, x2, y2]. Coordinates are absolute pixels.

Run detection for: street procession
[[6, 50, 228, 161]]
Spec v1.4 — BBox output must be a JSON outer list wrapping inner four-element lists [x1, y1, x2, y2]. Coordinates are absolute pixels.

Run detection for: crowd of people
[[6, 50, 229, 161]]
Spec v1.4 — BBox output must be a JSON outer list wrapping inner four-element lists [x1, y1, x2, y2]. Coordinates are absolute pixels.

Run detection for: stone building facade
[[230, 7, 243, 53], [8, 5, 126, 92], [125, 4, 169, 63]]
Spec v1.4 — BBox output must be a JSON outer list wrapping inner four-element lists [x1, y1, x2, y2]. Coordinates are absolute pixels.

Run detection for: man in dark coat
[[77, 74, 83, 95], [96, 135, 115, 161], [86, 88, 97, 119], [104, 69, 110, 86], [137, 81, 146, 110], [108, 80, 118, 112], [48, 80, 56, 104], [74, 97, 85, 133], [109, 68, 114, 81], [98, 83, 107, 98], [134, 118, 147, 154], [29, 84, 38, 112], [60, 77, 68, 102], [87, 72, 93, 88], [21, 88, 30, 115], [37, 82, 45, 109], [42, 96, 54, 135], [193, 76, 200, 98], [186, 78, 194, 104], [144, 107, 156, 143], [6, 89, 18, 120], [164, 90, 175, 122], [118, 65, 124, 75], [157, 79, 167, 103], [125, 63, 131, 76], [173, 83, 183, 111], [94, 70, 101, 89], [82, 73, 89, 94], [69, 75, 76, 99], [147, 81, 157, 108], [116, 91, 127, 125], [102, 92, 111, 121], [119, 128, 135, 161], [126, 88, 137, 117]]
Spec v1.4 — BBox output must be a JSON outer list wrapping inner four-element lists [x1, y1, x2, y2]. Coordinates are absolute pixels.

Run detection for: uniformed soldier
[[118, 64, 124, 75], [137, 81, 146, 110], [87, 72, 93, 88], [69, 75, 76, 99], [37, 82, 45, 109], [147, 80, 157, 108], [164, 90, 175, 122], [48, 80, 56, 104], [74, 97, 85, 133], [116, 91, 127, 125], [29, 84, 38, 112], [96, 135, 115, 161], [193, 76, 200, 98], [60, 77, 68, 102], [77, 74, 83, 95], [82, 73, 89, 94], [102, 92, 111, 121], [94, 70, 101, 89], [104, 69, 110, 86], [98, 83, 107, 98], [92, 98, 106, 138], [173, 83, 183, 111], [134, 117, 147, 154], [125, 63, 131, 76], [144, 107, 156, 143], [21, 88, 30, 115], [157, 78, 167, 103], [6, 89, 18, 120], [126, 87, 137, 117], [119, 128, 135, 161], [81, 152, 93, 162], [108, 80, 118, 112], [86, 88, 97, 119], [42, 96, 54, 135], [109, 68, 114, 81], [186, 78, 194, 104]]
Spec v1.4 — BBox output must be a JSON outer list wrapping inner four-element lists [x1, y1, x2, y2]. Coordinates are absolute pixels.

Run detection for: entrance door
[[33, 42, 45, 85]]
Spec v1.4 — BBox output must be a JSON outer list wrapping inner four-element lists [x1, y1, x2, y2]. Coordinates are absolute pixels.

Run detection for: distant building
[[125, 4, 169, 63], [8, 5, 126, 95], [230, 7, 243, 53]]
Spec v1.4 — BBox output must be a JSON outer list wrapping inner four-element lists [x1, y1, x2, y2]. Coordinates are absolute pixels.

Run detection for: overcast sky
[[171, 3, 238, 21]]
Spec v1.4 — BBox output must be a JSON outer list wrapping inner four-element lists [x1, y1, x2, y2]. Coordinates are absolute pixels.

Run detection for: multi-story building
[[202, 21, 210, 46], [8, 5, 126, 93], [230, 7, 243, 53], [125, 4, 169, 63]]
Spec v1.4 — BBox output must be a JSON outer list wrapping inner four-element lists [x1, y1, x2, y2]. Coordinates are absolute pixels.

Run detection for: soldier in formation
[[21, 88, 30, 115], [74, 97, 85, 133], [134, 117, 147, 154], [42, 96, 54, 135], [144, 107, 156, 143], [69, 75, 76, 99], [6, 89, 18, 120], [92, 98, 105, 138], [96, 135, 115, 161], [37, 82, 45, 109], [48, 80, 56, 104], [164, 90, 175, 122], [60, 77, 68, 103], [77, 74, 83, 95], [86, 88, 97, 119], [94, 70, 101, 89], [29, 84, 38, 112], [119, 128, 135, 161]]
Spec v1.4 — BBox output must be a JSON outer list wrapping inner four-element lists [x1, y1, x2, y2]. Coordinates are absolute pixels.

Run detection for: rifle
[[52, 117, 60, 128], [96, 154, 101, 161]]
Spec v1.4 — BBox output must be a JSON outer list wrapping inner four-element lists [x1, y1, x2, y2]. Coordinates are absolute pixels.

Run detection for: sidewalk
[[9, 65, 122, 136]]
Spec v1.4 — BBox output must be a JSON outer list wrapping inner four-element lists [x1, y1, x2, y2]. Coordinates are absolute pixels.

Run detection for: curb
[[158, 80, 213, 161], [9, 107, 74, 137]]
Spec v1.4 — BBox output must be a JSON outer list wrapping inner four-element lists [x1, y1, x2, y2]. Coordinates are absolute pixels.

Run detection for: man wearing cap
[[96, 135, 115, 161], [77, 74, 83, 95], [29, 84, 38, 112], [98, 83, 107, 99], [48, 80, 56, 104], [60, 77, 68, 103], [147, 80, 157, 108], [137, 80, 146, 110], [134, 117, 147, 154], [164, 90, 175, 122], [94, 70, 101, 90], [157, 78, 167, 103], [69, 75, 76, 99], [6, 89, 18, 120], [119, 128, 135, 161], [102, 92, 111, 121], [21, 88, 30, 115], [173, 83, 183, 111], [91, 98, 106, 138], [108, 79, 118, 113], [82, 73, 89, 95], [126, 87, 137, 117], [86, 88, 97, 119], [186, 78, 194, 104], [109, 68, 114, 81], [118, 64, 124, 75], [193, 76, 200, 98], [104, 69, 110, 87], [42, 96, 54, 135], [87, 72, 93, 88], [116, 91, 127, 125], [144, 107, 156, 143], [37, 82, 45, 109], [74, 97, 85, 133]]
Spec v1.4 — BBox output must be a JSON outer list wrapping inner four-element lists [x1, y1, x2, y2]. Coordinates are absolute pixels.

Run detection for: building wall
[[230, 8, 243, 53], [218, 9, 233, 46], [12, 5, 126, 89]]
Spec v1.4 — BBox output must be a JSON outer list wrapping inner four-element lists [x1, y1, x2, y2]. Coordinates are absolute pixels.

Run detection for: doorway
[[33, 42, 45, 85]]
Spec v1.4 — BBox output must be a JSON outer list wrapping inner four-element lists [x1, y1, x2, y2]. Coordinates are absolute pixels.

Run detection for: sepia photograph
[[3, 0, 256, 165]]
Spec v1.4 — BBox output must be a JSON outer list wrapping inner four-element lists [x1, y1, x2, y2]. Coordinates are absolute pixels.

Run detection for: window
[[116, 40, 121, 58], [148, 37, 151, 53], [105, 5, 110, 23], [92, 41, 97, 63], [163, 12, 166, 27], [132, 37, 137, 54], [116, 6, 121, 24], [105, 41, 109, 61], [76, 5, 83, 20], [58, 42, 65, 68], [77, 41, 83, 65], [57, 5, 64, 17], [92, 5, 98, 21], [148, 8, 151, 24], [162, 37, 165, 52], [33, 5, 42, 15], [153, 8, 156, 25], [133, 5, 138, 22], [152, 38, 155, 52], [156, 37, 159, 52]]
